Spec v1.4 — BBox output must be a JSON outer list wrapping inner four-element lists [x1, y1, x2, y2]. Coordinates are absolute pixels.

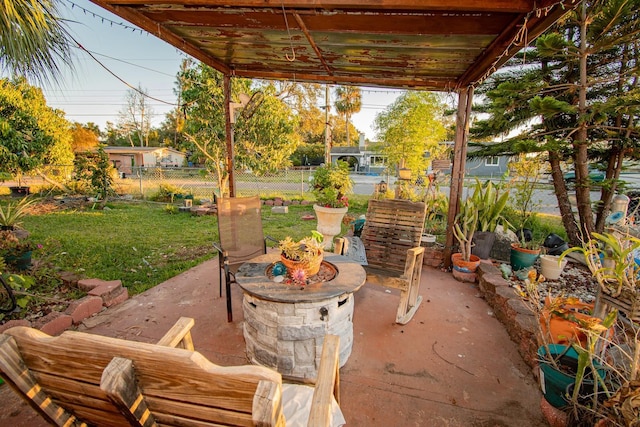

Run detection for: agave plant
[[278, 230, 324, 262], [0, 197, 36, 230], [469, 178, 511, 232], [453, 198, 479, 261]]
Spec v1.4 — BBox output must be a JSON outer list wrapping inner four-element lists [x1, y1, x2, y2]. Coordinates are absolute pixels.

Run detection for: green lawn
[[19, 198, 369, 295]]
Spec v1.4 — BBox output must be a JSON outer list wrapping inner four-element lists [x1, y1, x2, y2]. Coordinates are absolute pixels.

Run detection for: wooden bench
[[0, 317, 342, 426], [335, 199, 427, 324]]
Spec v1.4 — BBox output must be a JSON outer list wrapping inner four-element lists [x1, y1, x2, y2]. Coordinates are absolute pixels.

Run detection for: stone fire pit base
[[243, 292, 354, 380]]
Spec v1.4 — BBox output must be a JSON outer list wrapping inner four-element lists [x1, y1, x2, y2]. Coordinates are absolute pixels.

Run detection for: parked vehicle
[[563, 168, 605, 183]]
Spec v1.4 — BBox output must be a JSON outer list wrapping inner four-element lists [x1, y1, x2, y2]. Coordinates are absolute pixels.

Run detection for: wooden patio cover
[[89, 0, 576, 90], [89, 0, 578, 265]]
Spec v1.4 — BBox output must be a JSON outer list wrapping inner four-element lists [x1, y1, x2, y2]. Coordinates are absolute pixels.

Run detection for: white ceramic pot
[[539, 255, 568, 281], [421, 233, 436, 246], [313, 204, 348, 249]]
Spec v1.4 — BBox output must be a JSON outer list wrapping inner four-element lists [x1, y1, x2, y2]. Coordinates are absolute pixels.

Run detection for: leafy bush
[[310, 161, 353, 208], [150, 183, 182, 202]]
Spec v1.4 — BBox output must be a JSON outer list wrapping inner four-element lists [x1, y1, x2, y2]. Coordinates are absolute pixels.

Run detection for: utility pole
[[324, 84, 331, 165]]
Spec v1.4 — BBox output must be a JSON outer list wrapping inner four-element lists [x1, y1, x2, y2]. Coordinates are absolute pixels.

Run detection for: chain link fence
[[117, 167, 316, 200], [2, 165, 615, 218], [0, 166, 315, 200]]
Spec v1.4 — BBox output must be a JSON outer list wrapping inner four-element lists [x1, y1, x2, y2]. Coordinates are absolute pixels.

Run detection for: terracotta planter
[[540, 298, 597, 346], [451, 253, 481, 273], [280, 253, 323, 277], [313, 204, 348, 249]]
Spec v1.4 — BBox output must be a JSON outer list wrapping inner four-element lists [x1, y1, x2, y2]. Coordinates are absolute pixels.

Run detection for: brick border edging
[[0, 278, 128, 336], [476, 263, 539, 369]]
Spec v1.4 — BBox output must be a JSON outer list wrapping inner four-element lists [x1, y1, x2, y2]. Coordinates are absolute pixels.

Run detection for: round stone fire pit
[[236, 253, 366, 379]]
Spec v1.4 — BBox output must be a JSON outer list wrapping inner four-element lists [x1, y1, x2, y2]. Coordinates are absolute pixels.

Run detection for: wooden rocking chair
[[335, 198, 426, 324]]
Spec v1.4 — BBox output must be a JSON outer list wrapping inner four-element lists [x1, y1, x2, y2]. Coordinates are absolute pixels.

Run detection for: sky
[[37, 0, 406, 141]]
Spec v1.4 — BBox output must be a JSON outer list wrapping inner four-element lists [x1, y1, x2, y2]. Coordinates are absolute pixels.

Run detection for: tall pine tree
[[472, 0, 640, 245]]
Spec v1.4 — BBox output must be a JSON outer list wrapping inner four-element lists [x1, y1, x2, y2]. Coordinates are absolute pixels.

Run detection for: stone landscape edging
[[476, 262, 539, 369], [0, 277, 128, 336]]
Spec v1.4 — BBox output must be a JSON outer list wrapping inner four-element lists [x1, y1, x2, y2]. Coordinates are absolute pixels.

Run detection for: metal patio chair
[[213, 195, 274, 322]]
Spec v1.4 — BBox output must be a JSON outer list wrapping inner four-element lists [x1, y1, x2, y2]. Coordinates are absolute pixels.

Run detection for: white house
[[104, 146, 186, 175]]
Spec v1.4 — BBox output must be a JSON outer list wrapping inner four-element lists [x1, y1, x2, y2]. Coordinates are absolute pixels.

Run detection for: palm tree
[[0, 0, 74, 85], [334, 86, 362, 145]]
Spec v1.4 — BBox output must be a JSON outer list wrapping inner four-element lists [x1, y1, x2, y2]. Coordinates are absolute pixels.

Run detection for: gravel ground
[[505, 259, 599, 303]]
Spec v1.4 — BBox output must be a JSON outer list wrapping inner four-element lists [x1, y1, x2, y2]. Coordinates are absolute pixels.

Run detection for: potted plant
[[422, 187, 448, 244], [310, 161, 353, 248], [508, 156, 543, 270], [452, 197, 480, 275], [278, 230, 325, 280], [470, 178, 510, 259], [515, 271, 615, 411], [0, 197, 36, 233], [560, 232, 640, 321], [0, 230, 39, 270]]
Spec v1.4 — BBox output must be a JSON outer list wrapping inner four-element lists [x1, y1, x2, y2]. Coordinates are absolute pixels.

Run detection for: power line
[[64, 0, 145, 34], [74, 48, 177, 78]]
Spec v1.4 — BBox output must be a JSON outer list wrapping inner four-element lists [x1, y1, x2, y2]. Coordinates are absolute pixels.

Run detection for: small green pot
[[510, 244, 539, 271], [4, 250, 32, 270], [538, 344, 606, 409]]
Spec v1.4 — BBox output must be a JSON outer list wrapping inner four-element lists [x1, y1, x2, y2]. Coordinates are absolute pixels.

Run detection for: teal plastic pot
[[510, 244, 540, 271], [4, 251, 32, 270], [538, 344, 605, 409]]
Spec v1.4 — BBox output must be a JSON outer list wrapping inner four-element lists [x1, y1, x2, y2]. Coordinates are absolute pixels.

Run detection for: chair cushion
[[282, 383, 345, 427], [341, 236, 368, 265]]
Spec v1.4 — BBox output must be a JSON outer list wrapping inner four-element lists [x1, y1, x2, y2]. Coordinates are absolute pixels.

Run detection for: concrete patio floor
[[1, 257, 547, 426]]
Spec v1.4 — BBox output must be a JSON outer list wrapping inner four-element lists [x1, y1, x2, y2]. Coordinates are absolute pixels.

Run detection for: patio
[[1, 255, 547, 426]]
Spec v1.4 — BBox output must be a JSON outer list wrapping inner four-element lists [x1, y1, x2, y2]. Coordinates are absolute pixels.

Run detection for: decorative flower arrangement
[[310, 161, 353, 208], [0, 230, 40, 258], [278, 231, 324, 278]]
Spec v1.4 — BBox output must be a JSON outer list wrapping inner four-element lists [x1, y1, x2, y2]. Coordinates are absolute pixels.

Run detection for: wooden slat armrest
[[156, 317, 195, 350], [101, 357, 157, 427], [308, 335, 340, 427], [404, 246, 425, 273]]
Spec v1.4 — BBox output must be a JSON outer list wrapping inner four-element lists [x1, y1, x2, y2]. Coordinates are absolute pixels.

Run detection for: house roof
[[89, 0, 576, 90], [331, 146, 361, 154], [103, 146, 185, 155]]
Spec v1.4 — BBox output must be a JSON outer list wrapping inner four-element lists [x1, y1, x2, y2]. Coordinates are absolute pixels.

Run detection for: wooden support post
[[223, 75, 236, 197], [444, 86, 474, 269]]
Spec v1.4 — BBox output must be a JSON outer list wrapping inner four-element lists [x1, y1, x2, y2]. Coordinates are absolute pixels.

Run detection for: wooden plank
[[308, 335, 340, 427], [252, 380, 283, 427], [0, 335, 88, 427], [156, 316, 195, 350]]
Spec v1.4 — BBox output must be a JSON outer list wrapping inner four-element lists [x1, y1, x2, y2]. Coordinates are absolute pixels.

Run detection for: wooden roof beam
[[106, 0, 534, 14], [459, 0, 579, 86], [235, 69, 454, 89], [293, 13, 333, 75]]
